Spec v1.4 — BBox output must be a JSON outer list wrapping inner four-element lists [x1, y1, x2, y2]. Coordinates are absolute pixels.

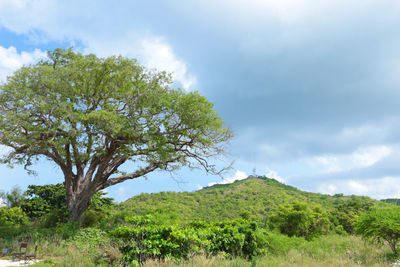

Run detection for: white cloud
[[117, 186, 130, 200], [0, 198, 6, 207], [318, 184, 337, 195], [314, 155, 340, 173], [139, 38, 196, 91], [0, 46, 46, 82], [0, 1, 197, 91], [264, 168, 285, 183], [0, 0, 29, 9], [208, 170, 248, 187], [311, 145, 392, 174], [352, 146, 392, 167], [318, 176, 400, 199], [84, 35, 197, 91]]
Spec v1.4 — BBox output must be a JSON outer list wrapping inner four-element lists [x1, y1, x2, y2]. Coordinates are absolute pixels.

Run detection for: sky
[[1, 0, 400, 201]]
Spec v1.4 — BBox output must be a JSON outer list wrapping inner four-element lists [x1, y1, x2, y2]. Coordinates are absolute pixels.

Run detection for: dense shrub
[[191, 220, 268, 258], [81, 210, 104, 228], [111, 215, 202, 264], [0, 207, 28, 226], [111, 216, 268, 265], [355, 206, 400, 254], [329, 198, 374, 234], [21, 184, 68, 219], [268, 201, 330, 240]]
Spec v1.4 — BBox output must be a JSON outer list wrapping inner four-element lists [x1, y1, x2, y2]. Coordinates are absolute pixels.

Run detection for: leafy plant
[[329, 198, 374, 234], [21, 183, 68, 220], [0, 207, 28, 225], [355, 205, 400, 254], [112, 216, 267, 265], [268, 201, 330, 240]]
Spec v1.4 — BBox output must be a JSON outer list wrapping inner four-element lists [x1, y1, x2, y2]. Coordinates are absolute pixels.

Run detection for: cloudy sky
[[1, 0, 400, 201]]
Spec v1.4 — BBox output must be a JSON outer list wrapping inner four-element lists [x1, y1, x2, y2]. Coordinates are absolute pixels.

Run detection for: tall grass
[[143, 234, 392, 267]]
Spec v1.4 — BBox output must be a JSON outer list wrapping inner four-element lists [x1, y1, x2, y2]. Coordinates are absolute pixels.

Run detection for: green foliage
[[117, 177, 380, 226], [0, 207, 28, 225], [199, 220, 268, 258], [81, 210, 104, 228], [268, 201, 330, 240], [19, 183, 113, 224], [89, 191, 114, 212], [21, 183, 68, 220], [329, 197, 374, 234], [68, 227, 109, 251], [355, 205, 400, 254], [111, 216, 267, 265]]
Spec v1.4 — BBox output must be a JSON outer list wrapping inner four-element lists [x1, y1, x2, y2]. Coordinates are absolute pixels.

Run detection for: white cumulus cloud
[[318, 176, 400, 199], [0, 46, 46, 82], [264, 168, 285, 183], [139, 38, 196, 91], [311, 145, 392, 174], [0, 1, 197, 91], [208, 170, 248, 187]]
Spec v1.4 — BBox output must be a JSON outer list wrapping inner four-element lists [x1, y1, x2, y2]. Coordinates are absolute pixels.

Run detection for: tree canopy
[[0, 48, 232, 221]]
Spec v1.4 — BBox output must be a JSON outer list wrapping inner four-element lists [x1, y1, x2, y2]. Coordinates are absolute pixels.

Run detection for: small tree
[[0, 48, 232, 221], [355, 206, 400, 254], [21, 183, 67, 219], [268, 201, 330, 240]]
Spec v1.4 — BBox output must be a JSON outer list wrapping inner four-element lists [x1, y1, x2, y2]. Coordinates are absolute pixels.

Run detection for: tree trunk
[[68, 196, 91, 222], [65, 178, 96, 222]]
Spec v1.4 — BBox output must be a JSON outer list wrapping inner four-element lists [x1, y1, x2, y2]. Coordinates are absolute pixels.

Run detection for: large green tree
[[0, 48, 232, 222]]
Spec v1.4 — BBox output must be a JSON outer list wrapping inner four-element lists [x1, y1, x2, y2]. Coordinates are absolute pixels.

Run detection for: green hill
[[116, 176, 378, 225]]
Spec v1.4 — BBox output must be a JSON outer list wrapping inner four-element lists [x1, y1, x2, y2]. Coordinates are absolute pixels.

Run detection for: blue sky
[[1, 0, 400, 201]]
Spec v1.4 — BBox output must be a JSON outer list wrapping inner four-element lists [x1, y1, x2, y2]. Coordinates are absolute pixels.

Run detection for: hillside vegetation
[[117, 176, 378, 225]]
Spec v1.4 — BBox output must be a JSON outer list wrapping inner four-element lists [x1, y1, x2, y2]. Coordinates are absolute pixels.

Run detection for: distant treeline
[[381, 198, 400, 206]]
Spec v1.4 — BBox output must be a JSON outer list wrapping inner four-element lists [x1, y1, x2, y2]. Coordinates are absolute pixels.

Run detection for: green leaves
[[111, 216, 268, 265], [268, 201, 330, 240], [0, 207, 28, 226], [355, 205, 400, 254]]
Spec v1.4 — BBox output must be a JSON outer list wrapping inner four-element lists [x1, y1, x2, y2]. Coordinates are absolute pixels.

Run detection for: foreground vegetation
[[0, 176, 399, 266], [0, 225, 394, 266]]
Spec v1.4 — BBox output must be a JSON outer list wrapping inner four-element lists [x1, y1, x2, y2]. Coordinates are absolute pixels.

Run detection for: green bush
[[355, 205, 400, 254], [112, 223, 202, 264], [0, 207, 28, 226], [329, 198, 373, 234], [194, 220, 268, 258], [111, 216, 268, 265], [268, 201, 330, 240], [21, 184, 68, 219], [81, 210, 104, 228], [68, 227, 109, 251]]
